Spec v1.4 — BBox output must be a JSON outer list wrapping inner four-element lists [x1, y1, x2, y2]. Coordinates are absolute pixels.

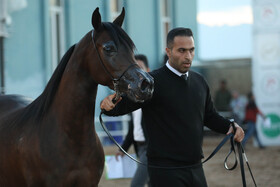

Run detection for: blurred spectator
[[242, 92, 265, 149], [214, 79, 232, 113], [230, 90, 247, 125], [115, 54, 150, 187]]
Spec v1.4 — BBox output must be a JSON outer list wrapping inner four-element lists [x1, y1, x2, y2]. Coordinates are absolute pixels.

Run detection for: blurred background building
[[0, 0, 251, 107], [0, 0, 200, 112], [1, 0, 279, 145]]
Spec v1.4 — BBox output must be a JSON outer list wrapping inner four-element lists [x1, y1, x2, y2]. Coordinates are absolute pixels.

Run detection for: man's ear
[[165, 48, 171, 58]]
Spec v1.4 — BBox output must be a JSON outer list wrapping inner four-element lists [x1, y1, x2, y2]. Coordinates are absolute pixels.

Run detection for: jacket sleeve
[[104, 95, 149, 116], [204, 84, 231, 134]]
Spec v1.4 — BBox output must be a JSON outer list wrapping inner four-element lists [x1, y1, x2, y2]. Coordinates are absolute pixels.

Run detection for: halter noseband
[[91, 30, 136, 101]]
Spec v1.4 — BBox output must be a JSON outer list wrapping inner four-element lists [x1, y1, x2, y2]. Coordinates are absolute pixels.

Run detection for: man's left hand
[[226, 122, 244, 142]]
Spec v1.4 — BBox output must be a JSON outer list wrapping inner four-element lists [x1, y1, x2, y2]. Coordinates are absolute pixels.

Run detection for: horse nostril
[[141, 79, 150, 91]]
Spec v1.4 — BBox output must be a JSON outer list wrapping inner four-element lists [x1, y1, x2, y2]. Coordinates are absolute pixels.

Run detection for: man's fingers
[[100, 93, 121, 111], [109, 93, 117, 100], [234, 127, 245, 142], [115, 151, 124, 161], [234, 135, 242, 142], [226, 123, 245, 143], [226, 126, 233, 135], [114, 97, 122, 105], [115, 153, 120, 161]]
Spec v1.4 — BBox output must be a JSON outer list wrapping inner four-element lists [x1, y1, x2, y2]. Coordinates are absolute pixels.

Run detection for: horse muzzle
[[118, 68, 154, 103]]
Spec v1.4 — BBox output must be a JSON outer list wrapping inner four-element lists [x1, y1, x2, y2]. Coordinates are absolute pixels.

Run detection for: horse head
[[90, 8, 154, 102]]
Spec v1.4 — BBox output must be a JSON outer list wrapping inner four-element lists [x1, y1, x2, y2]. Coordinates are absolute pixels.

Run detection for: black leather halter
[[91, 30, 136, 101]]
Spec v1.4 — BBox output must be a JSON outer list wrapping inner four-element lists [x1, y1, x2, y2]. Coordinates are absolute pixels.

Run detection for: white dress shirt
[[132, 109, 145, 142], [166, 61, 189, 78]]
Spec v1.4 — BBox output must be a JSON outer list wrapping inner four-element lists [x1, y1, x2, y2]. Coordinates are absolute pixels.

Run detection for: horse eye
[[103, 42, 117, 53]]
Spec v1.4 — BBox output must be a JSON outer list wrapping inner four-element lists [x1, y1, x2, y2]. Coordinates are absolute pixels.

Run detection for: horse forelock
[[102, 22, 135, 53]]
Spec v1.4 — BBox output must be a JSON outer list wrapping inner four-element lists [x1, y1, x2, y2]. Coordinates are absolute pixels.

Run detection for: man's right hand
[[100, 93, 122, 111], [115, 150, 125, 161]]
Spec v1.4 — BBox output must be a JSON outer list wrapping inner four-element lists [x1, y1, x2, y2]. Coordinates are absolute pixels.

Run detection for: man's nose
[[185, 51, 191, 59]]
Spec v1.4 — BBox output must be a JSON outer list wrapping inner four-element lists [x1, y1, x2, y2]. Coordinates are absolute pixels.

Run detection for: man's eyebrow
[[178, 47, 195, 50]]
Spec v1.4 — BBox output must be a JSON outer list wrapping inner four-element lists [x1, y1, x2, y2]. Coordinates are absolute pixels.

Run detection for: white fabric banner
[[253, 0, 280, 146], [0, 0, 8, 36], [8, 0, 27, 12], [0, 0, 27, 36]]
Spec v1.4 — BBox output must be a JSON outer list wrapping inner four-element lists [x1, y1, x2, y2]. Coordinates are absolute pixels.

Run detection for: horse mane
[[8, 23, 133, 126], [102, 22, 136, 52], [18, 44, 76, 122]]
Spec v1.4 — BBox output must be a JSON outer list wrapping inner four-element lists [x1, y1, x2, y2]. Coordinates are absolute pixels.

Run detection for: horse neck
[[52, 34, 99, 138]]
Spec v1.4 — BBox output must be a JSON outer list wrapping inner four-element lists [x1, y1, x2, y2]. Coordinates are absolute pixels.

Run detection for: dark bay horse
[[0, 8, 154, 187]]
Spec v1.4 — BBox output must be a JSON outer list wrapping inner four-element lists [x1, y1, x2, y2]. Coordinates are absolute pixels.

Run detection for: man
[[242, 92, 265, 149], [230, 90, 247, 125], [101, 28, 244, 187], [115, 54, 150, 187], [214, 79, 232, 112]]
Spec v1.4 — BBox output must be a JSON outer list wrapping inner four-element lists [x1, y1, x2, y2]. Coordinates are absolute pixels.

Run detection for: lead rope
[[99, 111, 257, 185], [100, 109, 229, 169], [229, 120, 257, 187]]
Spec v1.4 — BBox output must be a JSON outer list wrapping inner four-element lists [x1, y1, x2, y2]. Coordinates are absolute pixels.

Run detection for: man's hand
[[115, 150, 125, 161], [226, 122, 244, 142], [100, 93, 122, 111]]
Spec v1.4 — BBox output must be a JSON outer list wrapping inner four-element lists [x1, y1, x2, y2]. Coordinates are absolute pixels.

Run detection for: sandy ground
[[98, 135, 280, 187]]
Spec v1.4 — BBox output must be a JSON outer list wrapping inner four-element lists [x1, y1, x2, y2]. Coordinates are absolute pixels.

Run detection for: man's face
[[136, 60, 149, 72], [166, 36, 195, 73]]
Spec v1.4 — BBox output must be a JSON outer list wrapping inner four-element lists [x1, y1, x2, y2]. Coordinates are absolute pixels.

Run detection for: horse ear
[[113, 7, 125, 27], [92, 7, 102, 30]]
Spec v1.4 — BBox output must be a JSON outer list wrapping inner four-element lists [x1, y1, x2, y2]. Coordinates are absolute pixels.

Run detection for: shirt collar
[[166, 61, 189, 77]]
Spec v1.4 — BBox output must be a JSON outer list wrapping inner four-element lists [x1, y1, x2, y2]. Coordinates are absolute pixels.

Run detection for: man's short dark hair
[[167, 28, 193, 48], [135, 54, 149, 68]]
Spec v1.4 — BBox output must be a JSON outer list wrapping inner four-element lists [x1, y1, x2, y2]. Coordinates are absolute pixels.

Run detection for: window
[[160, 0, 172, 53], [110, 0, 123, 21], [50, 0, 65, 71]]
